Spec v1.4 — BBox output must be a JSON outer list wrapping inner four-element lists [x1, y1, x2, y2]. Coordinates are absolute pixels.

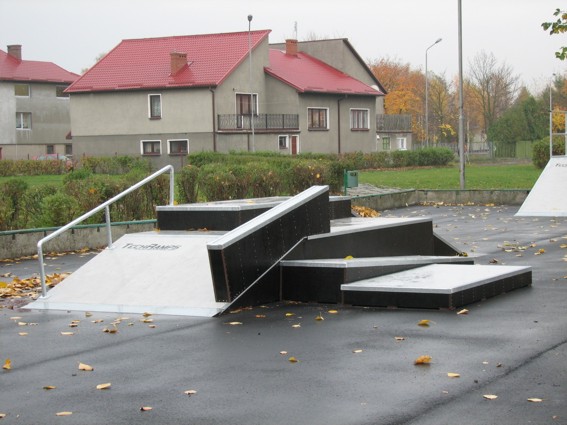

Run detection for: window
[[236, 93, 258, 115], [46, 145, 55, 154], [278, 135, 289, 149], [148, 94, 162, 119], [350, 109, 369, 130], [382, 136, 391, 151], [16, 112, 32, 129], [56, 86, 69, 98], [397, 137, 407, 150], [308, 108, 329, 130], [141, 140, 161, 155], [65, 144, 73, 156], [15, 84, 30, 97], [168, 139, 188, 155]]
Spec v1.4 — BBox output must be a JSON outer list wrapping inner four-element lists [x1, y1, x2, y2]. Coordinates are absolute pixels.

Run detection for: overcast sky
[[1, 0, 565, 93]]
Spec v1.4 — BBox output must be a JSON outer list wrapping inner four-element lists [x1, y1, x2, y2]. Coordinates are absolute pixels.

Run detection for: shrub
[[288, 160, 328, 194], [63, 167, 92, 184], [18, 184, 59, 228], [81, 156, 151, 174], [0, 178, 28, 227], [248, 163, 284, 198], [39, 192, 80, 227], [178, 165, 200, 203], [197, 164, 240, 201], [415, 147, 455, 166], [532, 138, 565, 168], [0, 197, 14, 231]]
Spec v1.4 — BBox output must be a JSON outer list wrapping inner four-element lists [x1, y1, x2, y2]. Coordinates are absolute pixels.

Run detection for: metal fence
[[218, 114, 299, 131]]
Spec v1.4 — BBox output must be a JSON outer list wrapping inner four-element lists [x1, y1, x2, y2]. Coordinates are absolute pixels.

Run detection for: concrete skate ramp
[[27, 232, 228, 317], [516, 156, 567, 217]]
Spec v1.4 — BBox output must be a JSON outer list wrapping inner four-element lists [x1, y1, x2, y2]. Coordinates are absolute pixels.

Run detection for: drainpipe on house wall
[[337, 96, 347, 154], [209, 88, 217, 152]]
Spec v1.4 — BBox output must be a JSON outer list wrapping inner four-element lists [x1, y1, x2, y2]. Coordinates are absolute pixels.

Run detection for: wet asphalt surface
[[1, 204, 566, 425]]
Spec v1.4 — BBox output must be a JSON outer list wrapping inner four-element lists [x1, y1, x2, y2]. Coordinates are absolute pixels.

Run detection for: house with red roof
[[66, 30, 410, 168], [0, 45, 79, 160]]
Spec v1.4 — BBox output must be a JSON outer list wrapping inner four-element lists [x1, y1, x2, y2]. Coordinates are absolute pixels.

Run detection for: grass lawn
[[359, 163, 542, 190], [0, 174, 65, 187]]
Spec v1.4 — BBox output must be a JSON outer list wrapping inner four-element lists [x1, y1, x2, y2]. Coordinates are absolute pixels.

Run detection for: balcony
[[218, 114, 299, 131], [376, 114, 412, 132]]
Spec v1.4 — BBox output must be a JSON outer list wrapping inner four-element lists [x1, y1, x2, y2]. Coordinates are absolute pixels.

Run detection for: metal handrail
[[36, 164, 175, 298]]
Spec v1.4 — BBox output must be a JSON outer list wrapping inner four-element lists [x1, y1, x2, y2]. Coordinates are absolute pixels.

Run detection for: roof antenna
[[294, 21, 298, 40]]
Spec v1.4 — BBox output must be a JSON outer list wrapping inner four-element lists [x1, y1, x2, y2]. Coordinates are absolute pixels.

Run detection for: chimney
[[7, 45, 22, 61], [170, 52, 187, 74], [285, 39, 298, 56]]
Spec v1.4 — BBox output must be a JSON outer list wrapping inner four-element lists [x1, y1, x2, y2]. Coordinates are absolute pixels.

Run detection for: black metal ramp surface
[[341, 263, 532, 309]]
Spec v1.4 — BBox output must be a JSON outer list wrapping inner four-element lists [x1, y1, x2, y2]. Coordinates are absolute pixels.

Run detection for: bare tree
[[467, 51, 519, 139]]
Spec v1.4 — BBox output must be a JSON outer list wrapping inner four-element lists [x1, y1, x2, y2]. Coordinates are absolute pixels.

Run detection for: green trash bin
[[344, 170, 359, 194]]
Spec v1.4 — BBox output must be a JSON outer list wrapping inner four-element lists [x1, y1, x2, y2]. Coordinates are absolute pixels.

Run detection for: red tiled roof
[[0, 49, 79, 83], [265, 49, 384, 96], [67, 30, 271, 93]]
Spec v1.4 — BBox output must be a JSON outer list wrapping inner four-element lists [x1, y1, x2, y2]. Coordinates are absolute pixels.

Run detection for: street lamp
[[549, 74, 556, 160], [247, 14, 255, 152], [425, 38, 442, 147]]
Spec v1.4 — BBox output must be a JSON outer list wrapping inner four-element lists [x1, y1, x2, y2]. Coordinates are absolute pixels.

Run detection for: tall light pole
[[425, 38, 442, 147], [458, 0, 465, 190], [247, 14, 255, 152], [549, 74, 555, 160]]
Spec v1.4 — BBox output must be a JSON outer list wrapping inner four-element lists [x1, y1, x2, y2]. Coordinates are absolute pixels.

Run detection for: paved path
[[1, 205, 566, 425]]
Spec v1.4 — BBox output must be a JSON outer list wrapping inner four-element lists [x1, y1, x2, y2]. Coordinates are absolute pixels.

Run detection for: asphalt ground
[[1, 204, 566, 425]]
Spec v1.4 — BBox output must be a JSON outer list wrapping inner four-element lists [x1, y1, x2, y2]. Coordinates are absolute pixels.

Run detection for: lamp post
[[457, 0, 465, 190], [549, 74, 555, 160], [247, 14, 255, 152], [425, 38, 442, 147]]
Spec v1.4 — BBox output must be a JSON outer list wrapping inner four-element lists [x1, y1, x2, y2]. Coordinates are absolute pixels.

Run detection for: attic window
[[148, 94, 162, 119], [15, 84, 30, 97]]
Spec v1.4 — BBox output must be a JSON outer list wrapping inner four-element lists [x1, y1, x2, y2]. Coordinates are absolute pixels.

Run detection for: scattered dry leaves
[[184, 390, 197, 396], [96, 383, 111, 390], [417, 319, 432, 327], [78, 362, 94, 371], [483, 394, 498, 400], [2, 359, 11, 370], [414, 355, 432, 365], [288, 356, 298, 363], [447, 372, 461, 378], [527, 397, 543, 403], [457, 309, 469, 315], [56, 411, 73, 416]]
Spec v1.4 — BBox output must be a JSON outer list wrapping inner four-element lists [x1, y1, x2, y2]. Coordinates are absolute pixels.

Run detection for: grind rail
[[36, 165, 175, 298]]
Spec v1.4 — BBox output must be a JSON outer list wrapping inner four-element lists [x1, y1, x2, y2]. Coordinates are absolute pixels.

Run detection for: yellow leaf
[[225, 322, 242, 326], [527, 397, 543, 402], [352, 349, 363, 353], [291, 324, 301, 328], [344, 255, 354, 260], [288, 356, 298, 363], [60, 332, 74, 336], [78, 362, 94, 371], [457, 309, 469, 315], [285, 313, 295, 317], [414, 355, 432, 365], [96, 383, 111, 390], [18, 332, 28, 336], [85, 311, 93, 317], [315, 313, 324, 321], [184, 390, 197, 396], [9, 316, 22, 320], [103, 326, 118, 334], [0, 413, 6, 418], [2, 359, 11, 370], [18, 322, 27, 326], [328, 310, 338, 314], [417, 319, 431, 327], [447, 372, 461, 378], [140, 406, 153, 411], [140, 318, 153, 323], [56, 412, 73, 416], [483, 394, 498, 400], [142, 312, 152, 317], [43, 385, 57, 390], [255, 314, 266, 318]]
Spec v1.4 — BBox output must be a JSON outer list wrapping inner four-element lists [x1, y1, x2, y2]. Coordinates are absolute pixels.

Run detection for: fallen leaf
[[103, 326, 118, 334], [0, 413, 6, 418], [255, 314, 266, 318], [60, 332, 75, 336], [142, 312, 152, 317], [279, 351, 288, 355], [344, 255, 354, 260], [140, 406, 152, 411], [96, 383, 111, 390], [352, 349, 363, 354], [291, 324, 301, 328], [417, 319, 431, 327], [285, 313, 295, 317], [225, 322, 242, 326], [85, 312, 92, 317], [527, 397, 543, 403], [9, 316, 22, 320], [2, 359, 11, 370], [394, 336, 406, 341], [288, 356, 298, 363], [414, 355, 432, 365], [483, 394, 498, 400], [315, 313, 324, 321], [56, 411, 73, 416], [457, 309, 469, 315], [18, 332, 28, 336], [140, 318, 153, 323], [447, 372, 461, 378], [184, 390, 197, 396], [43, 386, 57, 390], [78, 362, 94, 371], [328, 310, 338, 314], [148, 324, 156, 329]]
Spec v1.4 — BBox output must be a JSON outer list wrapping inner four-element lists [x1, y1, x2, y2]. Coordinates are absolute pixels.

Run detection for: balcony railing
[[218, 114, 299, 131], [376, 114, 412, 132]]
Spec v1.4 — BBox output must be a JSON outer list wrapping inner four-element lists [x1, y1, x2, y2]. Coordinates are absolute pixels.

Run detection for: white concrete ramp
[[27, 231, 228, 317], [516, 156, 567, 217]]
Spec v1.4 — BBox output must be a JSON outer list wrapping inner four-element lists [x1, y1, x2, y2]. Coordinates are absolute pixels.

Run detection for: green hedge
[[532, 138, 566, 169]]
